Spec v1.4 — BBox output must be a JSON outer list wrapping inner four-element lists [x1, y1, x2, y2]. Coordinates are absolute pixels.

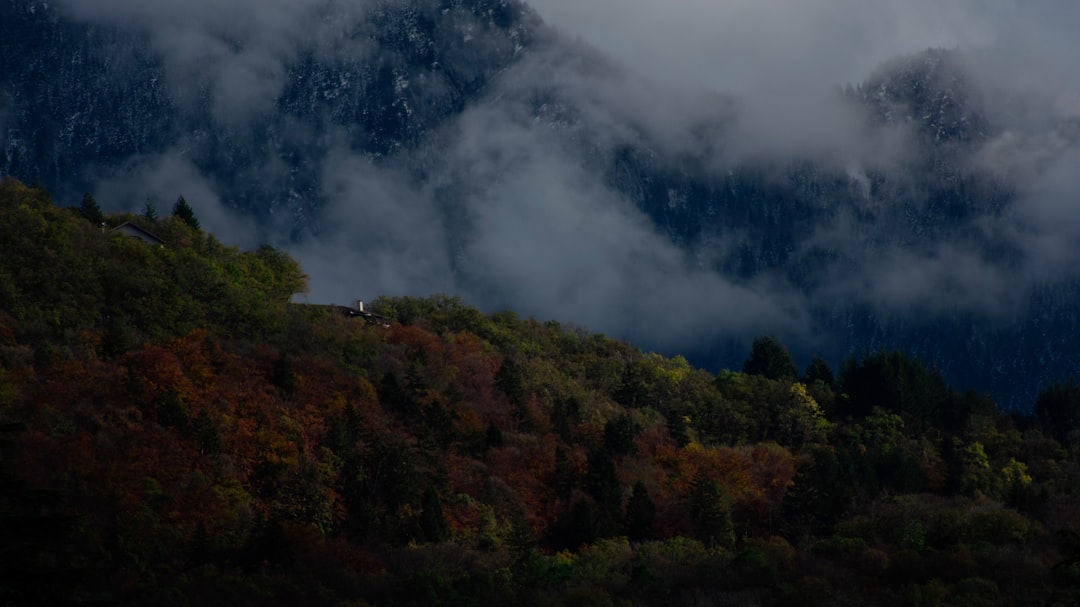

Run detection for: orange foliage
[[164, 330, 217, 390], [447, 331, 506, 424]]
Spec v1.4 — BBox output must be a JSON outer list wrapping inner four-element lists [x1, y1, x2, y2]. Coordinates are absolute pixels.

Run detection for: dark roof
[[113, 221, 165, 245]]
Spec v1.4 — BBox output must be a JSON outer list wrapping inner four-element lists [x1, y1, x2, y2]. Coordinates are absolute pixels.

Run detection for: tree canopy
[[172, 195, 200, 230], [1, 178, 1078, 606], [742, 335, 799, 380]]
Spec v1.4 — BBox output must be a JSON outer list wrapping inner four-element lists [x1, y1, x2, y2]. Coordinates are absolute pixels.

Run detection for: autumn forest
[[2, 177, 1080, 606]]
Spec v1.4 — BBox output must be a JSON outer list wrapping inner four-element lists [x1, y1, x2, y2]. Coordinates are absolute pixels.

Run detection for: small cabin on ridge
[[345, 300, 391, 328], [112, 221, 165, 246]]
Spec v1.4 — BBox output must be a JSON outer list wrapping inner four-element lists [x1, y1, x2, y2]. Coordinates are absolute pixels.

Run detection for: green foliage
[[495, 354, 525, 405], [78, 192, 104, 225], [141, 199, 158, 221], [584, 447, 623, 538], [742, 335, 799, 381], [603, 414, 640, 456], [2, 178, 1080, 605], [803, 355, 835, 387], [689, 476, 735, 548], [782, 444, 850, 535], [1035, 379, 1080, 446], [0, 180, 307, 350], [373, 293, 486, 334], [715, 373, 830, 448], [838, 350, 953, 432], [172, 195, 200, 230]]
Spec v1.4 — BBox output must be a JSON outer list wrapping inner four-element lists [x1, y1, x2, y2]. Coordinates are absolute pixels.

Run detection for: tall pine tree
[[419, 486, 448, 542], [626, 481, 656, 541], [141, 199, 158, 221], [172, 195, 200, 230], [78, 193, 104, 225], [742, 336, 798, 381]]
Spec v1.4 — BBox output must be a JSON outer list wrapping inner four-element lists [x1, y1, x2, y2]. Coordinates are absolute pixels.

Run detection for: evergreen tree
[[553, 497, 600, 551], [484, 421, 504, 449], [78, 192, 104, 226], [803, 355, 835, 387], [552, 447, 576, 503], [271, 354, 297, 400], [666, 409, 692, 447], [1035, 379, 1080, 446], [690, 476, 734, 548], [742, 336, 798, 381], [172, 195, 200, 230], [141, 199, 158, 221], [603, 414, 640, 456], [625, 481, 656, 542], [838, 351, 951, 430], [193, 410, 221, 455], [496, 356, 525, 405], [585, 447, 623, 538], [419, 486, 448, 543]]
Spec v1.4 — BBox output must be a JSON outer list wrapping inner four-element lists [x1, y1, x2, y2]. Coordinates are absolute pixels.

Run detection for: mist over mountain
[[4, 0, 1080, 410]]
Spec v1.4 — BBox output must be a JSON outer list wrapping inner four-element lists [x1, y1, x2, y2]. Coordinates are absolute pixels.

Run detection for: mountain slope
[[1, 0, 539, 225], [4, 1, 1080, 409]]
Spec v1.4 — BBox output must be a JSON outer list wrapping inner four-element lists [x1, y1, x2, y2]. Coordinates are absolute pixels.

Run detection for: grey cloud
[[1008, 147, 1080, 281], [284, 0, 1080, 350], [525, 0, 1080, 170], [844, 244, 1022, 318], [46, 0, 1080, 368], [290, 149, 456, 305], [94, 150, 258, 246], [527, 0, 1005, 116], [295, 62, 810, 351], [429, 94, 807, 350]]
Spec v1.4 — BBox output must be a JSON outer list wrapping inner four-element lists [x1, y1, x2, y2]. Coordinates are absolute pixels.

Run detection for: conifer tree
[[585, 447, 623, 538], [141, 199, 158, 221], [553, 447, 575, 502], [78, 192, 104, 225], [742, 336, 798, 381], [626, 481, 656, 541], [690, 476, 735, 548], [172, 195, 200, 230], [419, 486, 448, 542], [803, 355, 835, 387], [485, 421, 504, 449]]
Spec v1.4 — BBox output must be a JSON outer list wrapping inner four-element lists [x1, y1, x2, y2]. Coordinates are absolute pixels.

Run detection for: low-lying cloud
[[94, 150, 258, 245], [291, 148, 457, 304], [293, 81, 807, 350], [529, 0, 1005, 92], [42, 0, 1080, 375]]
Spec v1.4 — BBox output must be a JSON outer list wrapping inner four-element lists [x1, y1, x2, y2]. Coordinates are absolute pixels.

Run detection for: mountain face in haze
[[4, 0, 1080, 410], [1, 0, 539, 230]]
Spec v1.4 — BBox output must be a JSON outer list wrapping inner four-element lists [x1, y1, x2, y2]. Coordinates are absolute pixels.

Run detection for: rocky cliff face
[[4, 0, 1079, 410]]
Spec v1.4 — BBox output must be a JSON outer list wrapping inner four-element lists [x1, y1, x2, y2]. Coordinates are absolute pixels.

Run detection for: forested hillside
[[8, 1, 1080, 411], [2, 178, 1080, 605]]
